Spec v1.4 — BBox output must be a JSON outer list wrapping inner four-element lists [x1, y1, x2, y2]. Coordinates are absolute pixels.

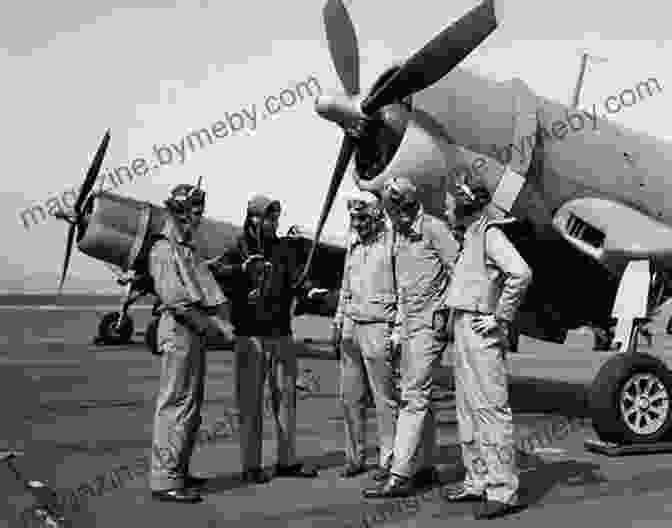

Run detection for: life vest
[[443, 215, 517, 314], [152, 217, 227, 309]]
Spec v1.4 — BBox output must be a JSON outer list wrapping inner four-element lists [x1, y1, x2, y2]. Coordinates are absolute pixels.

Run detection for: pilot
[[363, 176, 458, 498], [148, 182, 236, 503], [214, 195, 321, 483], [333, 189, 399, 479], [442, 183, 532, 520]]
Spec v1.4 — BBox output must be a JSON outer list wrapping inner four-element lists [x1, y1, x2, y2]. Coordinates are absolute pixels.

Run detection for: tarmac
[[3, 304, 672, 527]]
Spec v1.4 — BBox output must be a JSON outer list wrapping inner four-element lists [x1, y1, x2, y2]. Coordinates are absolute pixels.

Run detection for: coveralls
[[149, 217, 229, 491], [215, 195, 313, 473], [388, 207, 458, 478], [443, 215, 532, 505], [335, 221, 399, 469]]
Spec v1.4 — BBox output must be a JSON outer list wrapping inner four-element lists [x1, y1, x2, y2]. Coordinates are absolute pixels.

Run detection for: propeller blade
[[361, 0, 498, 115], [75, 130, 111, 214], [58, 223, 77, 293], [323, 0, 360, 96], [296, 135, 356, 286]]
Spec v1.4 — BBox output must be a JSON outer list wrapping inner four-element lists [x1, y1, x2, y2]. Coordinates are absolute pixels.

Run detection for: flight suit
[[388, 207, 458, 479], [335, 222, 399, 469], [215, 196, 314, 474], [443, 215, 532, 505], [148, 217, 229, 491]]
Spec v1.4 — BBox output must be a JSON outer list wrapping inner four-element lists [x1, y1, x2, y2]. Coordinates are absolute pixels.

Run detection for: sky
[[1, 0, 671, 292]]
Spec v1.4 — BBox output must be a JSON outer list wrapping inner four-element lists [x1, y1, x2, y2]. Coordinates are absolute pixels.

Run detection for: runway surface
[[3, 302, 672, 527]]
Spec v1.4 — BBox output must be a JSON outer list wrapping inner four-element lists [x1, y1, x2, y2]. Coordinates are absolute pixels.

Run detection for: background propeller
[[57, 130, 111, 293], [297, 0, 499, 285]]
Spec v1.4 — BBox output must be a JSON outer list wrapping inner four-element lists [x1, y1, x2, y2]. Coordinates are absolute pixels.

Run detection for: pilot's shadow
[[198, 472, 250, 494], [516, 452, 607, 507], [430, 446, 608, 513], [200, 448, 372, 495]]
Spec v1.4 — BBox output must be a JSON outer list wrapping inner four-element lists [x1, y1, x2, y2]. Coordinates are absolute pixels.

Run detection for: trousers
[[389, 321, 442, 478], [235, 335, 297, 470], [453, 310, 518, 504], [339, 319, 399, 468], [150, 312, 206, 491]]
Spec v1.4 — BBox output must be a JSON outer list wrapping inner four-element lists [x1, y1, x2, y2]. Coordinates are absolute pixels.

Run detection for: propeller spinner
[[56, 130, 111, 292], [297, 0, 499, 284]]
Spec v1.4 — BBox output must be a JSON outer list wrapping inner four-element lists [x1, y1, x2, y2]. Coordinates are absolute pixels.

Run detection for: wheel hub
[[620, 373, 670, 436], [636, 396, 650, 411]]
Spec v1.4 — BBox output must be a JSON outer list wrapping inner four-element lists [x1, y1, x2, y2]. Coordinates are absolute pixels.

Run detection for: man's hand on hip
[[471, 314, 503, 335]]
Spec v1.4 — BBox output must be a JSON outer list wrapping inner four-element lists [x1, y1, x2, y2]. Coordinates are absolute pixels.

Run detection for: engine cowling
[[76, 192, 167, 273], [76, 191, 245, 274]]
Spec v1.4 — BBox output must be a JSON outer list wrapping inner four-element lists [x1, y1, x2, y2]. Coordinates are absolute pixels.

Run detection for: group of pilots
[[145, 128, 532, 520]]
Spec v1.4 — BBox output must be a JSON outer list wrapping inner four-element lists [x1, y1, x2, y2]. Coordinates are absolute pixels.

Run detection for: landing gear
[[96, 311, 134, 345], [94, 275, 153, 346], [667, 315, 672, 335], [589, 351, 672, 443], [587, 260, 672, 449]]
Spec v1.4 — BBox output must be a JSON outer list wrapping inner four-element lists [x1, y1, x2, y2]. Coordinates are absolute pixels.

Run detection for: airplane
[[54, 132, 348, 352], [54, 0, 672, 448], [303, 0, 672, 447]]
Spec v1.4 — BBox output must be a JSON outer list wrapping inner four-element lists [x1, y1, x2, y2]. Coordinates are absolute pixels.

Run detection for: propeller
[[57, 130, 111, 293], [360, 0, 497, 115], [297, 0, 499, 285], [294, 0, 361, 287]]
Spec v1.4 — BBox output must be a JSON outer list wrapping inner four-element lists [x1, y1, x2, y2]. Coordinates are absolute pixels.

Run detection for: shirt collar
[[162, 215, 196, 249]]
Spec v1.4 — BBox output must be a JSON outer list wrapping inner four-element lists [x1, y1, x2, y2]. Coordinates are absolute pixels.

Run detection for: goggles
[[166, 186, 206, 216], [346, 198, 371, 212]]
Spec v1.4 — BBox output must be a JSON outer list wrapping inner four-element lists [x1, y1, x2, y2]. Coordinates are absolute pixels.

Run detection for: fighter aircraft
[[299, 0, 672, 446], [54, 132, 347, 351]]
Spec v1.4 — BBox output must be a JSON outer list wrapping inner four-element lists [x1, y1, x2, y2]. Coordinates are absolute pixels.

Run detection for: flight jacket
[[212, 233, 310, 337]]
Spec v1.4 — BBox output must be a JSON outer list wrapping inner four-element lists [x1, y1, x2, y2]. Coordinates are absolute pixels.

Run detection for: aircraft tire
[[97, 312, 134, 345], [145, 317, 161, 356], [666, 316, 672, 335], [589, 352, 672, 444]]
